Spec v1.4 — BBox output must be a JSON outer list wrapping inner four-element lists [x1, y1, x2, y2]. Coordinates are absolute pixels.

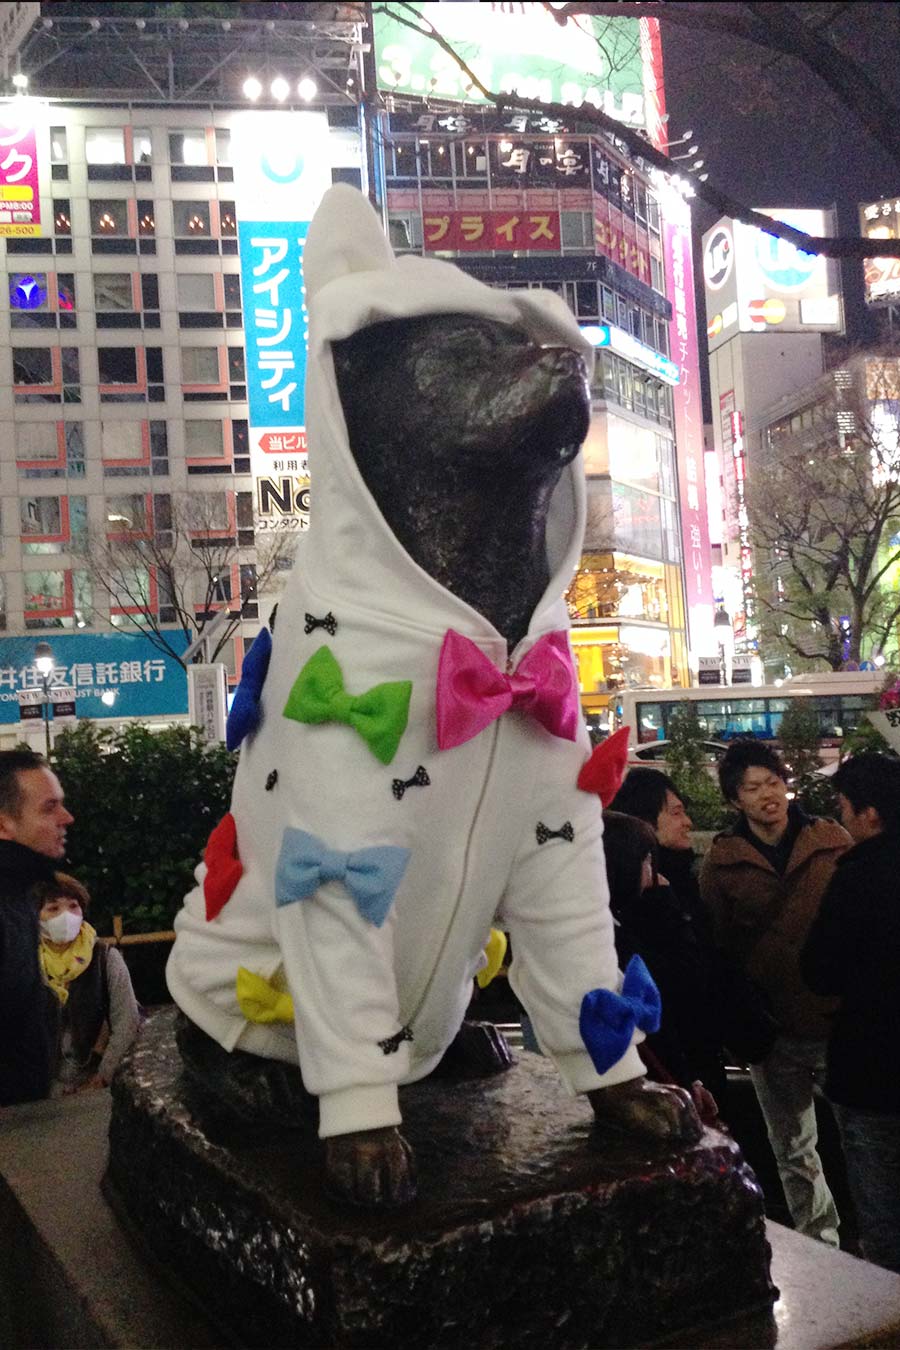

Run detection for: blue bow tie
[[579, 954, 661, 1075], [226, 627, 272, 752], [275, 827, 410, 929]]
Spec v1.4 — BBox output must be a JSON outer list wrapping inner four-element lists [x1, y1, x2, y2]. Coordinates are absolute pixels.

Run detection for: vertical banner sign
[[663, 198, 715, 657], [232, 112, 331, 532], [0, 116, 41, 236]]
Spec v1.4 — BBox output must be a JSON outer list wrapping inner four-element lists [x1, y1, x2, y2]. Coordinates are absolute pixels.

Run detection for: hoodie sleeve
[[499, 802, 644, 1094], [273, 891, 409, 1138]]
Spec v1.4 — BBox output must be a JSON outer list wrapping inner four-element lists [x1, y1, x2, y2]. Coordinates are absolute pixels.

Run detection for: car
[[629, 739, 728, 764]]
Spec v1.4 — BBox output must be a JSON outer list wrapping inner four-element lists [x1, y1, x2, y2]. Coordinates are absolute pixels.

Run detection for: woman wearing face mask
[[34, 873, 141, 1094]]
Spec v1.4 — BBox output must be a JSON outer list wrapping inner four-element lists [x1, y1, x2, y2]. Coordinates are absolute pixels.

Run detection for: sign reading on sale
[[0, 118, 41, 236]]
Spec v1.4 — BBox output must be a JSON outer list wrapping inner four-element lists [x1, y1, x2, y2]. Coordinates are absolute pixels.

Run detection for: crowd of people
[[0, 748, 140, 1109], [0, 738, 898, 1276]]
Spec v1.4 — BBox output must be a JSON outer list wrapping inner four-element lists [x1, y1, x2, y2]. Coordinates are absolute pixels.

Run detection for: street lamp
[[34, 642, 54, 758]]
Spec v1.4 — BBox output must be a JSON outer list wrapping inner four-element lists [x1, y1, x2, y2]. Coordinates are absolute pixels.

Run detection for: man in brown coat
[[700, 738, 849, 1246]]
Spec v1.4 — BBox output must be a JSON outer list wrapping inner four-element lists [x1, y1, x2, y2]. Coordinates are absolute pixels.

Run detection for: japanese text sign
[[423, 209, 560, 253], [0, 117, 40, 237], [0, 632, 189, 723]]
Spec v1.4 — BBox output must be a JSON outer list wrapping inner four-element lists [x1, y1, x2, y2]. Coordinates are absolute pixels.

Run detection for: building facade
[[381, 105, 710, 726]]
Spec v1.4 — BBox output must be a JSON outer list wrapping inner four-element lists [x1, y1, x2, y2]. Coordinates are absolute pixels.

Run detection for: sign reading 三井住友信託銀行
[[232, 111, 331, 532], [0, 632, 189, 724]]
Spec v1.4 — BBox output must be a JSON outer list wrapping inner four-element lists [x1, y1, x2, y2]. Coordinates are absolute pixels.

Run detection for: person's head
[[832, 753, 900, 843], [0, 749, 73, 859], [718, 739, 789, 832], [33, 871, 90, 945], [602, 811, 659, 919], [610, 768, 693, 851]]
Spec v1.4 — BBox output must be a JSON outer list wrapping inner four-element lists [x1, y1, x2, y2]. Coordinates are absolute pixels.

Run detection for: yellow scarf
[[39, 921, 98, 1005]]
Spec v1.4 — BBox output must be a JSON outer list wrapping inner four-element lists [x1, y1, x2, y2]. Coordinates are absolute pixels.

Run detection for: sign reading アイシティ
[[374, 2, 646, 127], [0, 631, 189, 724], [0, 114, 41, 237], [232, 112, 331, 533]]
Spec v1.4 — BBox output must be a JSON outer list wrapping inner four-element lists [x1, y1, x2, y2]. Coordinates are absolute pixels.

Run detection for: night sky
[[660, 2, 900, 384]]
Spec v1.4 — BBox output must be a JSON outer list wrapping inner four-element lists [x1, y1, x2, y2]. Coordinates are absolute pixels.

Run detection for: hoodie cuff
[[553, 1044, 645, 1095], [317, 1082, 402, 1139]]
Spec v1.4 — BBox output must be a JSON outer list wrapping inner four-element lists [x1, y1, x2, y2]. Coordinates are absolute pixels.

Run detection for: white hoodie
[[166, 185, 644, 1138]]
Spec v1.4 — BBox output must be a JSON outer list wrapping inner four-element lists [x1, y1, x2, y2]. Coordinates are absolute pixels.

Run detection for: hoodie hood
[[298, 184, 594, 646]]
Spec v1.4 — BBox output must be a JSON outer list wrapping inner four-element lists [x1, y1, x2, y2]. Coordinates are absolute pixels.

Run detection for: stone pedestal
[[104, 1009, 775, 1348]]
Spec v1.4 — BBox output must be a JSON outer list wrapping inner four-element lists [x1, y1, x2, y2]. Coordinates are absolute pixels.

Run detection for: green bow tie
[[283, 646, 412, 765]]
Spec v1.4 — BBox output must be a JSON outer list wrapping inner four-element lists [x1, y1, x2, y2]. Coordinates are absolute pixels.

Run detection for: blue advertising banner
[[237, 218, 311, 431], [232, 110, 331, 531], [0, 631, 189, 724]]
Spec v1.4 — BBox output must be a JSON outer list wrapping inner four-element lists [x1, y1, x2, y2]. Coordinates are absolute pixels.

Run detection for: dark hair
[[833, 753, 900, 836], [718, 739, 787, 805], [31, 870, 91, 914], [0, 749, 47, 818], [610, 768, 682, 830], [602, 811, 658, 920]]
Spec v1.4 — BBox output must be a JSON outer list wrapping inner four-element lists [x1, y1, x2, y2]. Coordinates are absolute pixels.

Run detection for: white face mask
[[40, 910, 83, 944]]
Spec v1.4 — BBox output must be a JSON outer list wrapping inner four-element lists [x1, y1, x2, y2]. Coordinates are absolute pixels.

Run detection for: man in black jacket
[[801, 752, 900, 1274], [0, 749, 74, 1106]]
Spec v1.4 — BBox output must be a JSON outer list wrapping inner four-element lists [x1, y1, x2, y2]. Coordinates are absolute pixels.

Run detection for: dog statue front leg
[[588, 1079, 703, 1148], [324, 1126, 418, 1208]]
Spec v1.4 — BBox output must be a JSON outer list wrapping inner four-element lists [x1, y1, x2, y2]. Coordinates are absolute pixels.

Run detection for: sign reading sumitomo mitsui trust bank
[[232, 112, 331, 532]]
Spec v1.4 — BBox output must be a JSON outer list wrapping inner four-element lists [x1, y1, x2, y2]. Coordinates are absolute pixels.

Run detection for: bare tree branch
[[377, 2, 900, 258]]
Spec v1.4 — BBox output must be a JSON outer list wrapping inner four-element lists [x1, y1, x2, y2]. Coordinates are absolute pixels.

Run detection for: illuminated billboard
[[232, 111, 331, 532], [0, 114, 41, 237], [859, 197, 900, 306], [703, 209, 843, 352], [373, 2, 647, 128]]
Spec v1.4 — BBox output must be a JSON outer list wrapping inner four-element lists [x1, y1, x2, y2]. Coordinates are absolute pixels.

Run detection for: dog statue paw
[[588, 1079, 703, 1148], [325, 1127, 418, 1209]]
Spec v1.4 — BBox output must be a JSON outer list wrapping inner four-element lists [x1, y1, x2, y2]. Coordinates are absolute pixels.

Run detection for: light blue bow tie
[[579, 954, 661, 1075], [275, 827, 410, 929]]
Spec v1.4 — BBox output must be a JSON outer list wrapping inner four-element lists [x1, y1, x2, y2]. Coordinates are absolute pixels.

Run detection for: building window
[[134, 128, 152, 165], [20, 494, 63, 545], [650, 255, 664, 294], [185, 420, 225, 458], [169, 130, 208, 166], [223, 272, 241, 310], [14, 347, 53, 385], [90, 199, 128, 235], [106, 494, 148, 534], [177, 273, 216, 310], [215, 129, 231, 165], [102, 420, 144, 462], [174, 200, 211, 236], [24, 568, 90, 628], [16, 422, 59, 462], [9, 272, 49, 312], [138, 201, 155, 235], [99, 347, 138, 384], [182, 347, 220, 384], [560, 211, 593, 252], [53, 199, 71, 236], [219, 201, 236, 236], [94, 273, 134, 312], [86, 128, 126, 166], [141, 274, 160, 311], [50, 127, 68, 165], [150, 420, 169, 474]]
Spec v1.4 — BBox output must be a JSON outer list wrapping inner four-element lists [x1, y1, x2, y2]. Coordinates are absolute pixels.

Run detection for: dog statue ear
[[304, 184, 395, 303]]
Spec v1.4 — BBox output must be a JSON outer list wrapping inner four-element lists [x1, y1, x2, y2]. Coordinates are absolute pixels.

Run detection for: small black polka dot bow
[[378, 1025, 413, 1055], [304, 611, 337, 636], [535, 821, 575, 845], [392, 765, 430, 800]]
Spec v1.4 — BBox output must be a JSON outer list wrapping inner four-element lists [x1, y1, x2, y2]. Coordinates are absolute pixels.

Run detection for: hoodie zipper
[[400, 637, 532, 1036], [402, 717, 502, 1035]]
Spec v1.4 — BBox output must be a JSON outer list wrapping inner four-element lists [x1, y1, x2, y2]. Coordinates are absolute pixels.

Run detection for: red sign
[[594, 214, 650, 284], [423, 210, 560, 252], [0, 118, 41, 237], [257, 431, 308, 454]]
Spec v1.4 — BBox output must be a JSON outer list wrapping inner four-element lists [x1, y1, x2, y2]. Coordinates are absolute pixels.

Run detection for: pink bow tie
[[436, 628, 580, 750]]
